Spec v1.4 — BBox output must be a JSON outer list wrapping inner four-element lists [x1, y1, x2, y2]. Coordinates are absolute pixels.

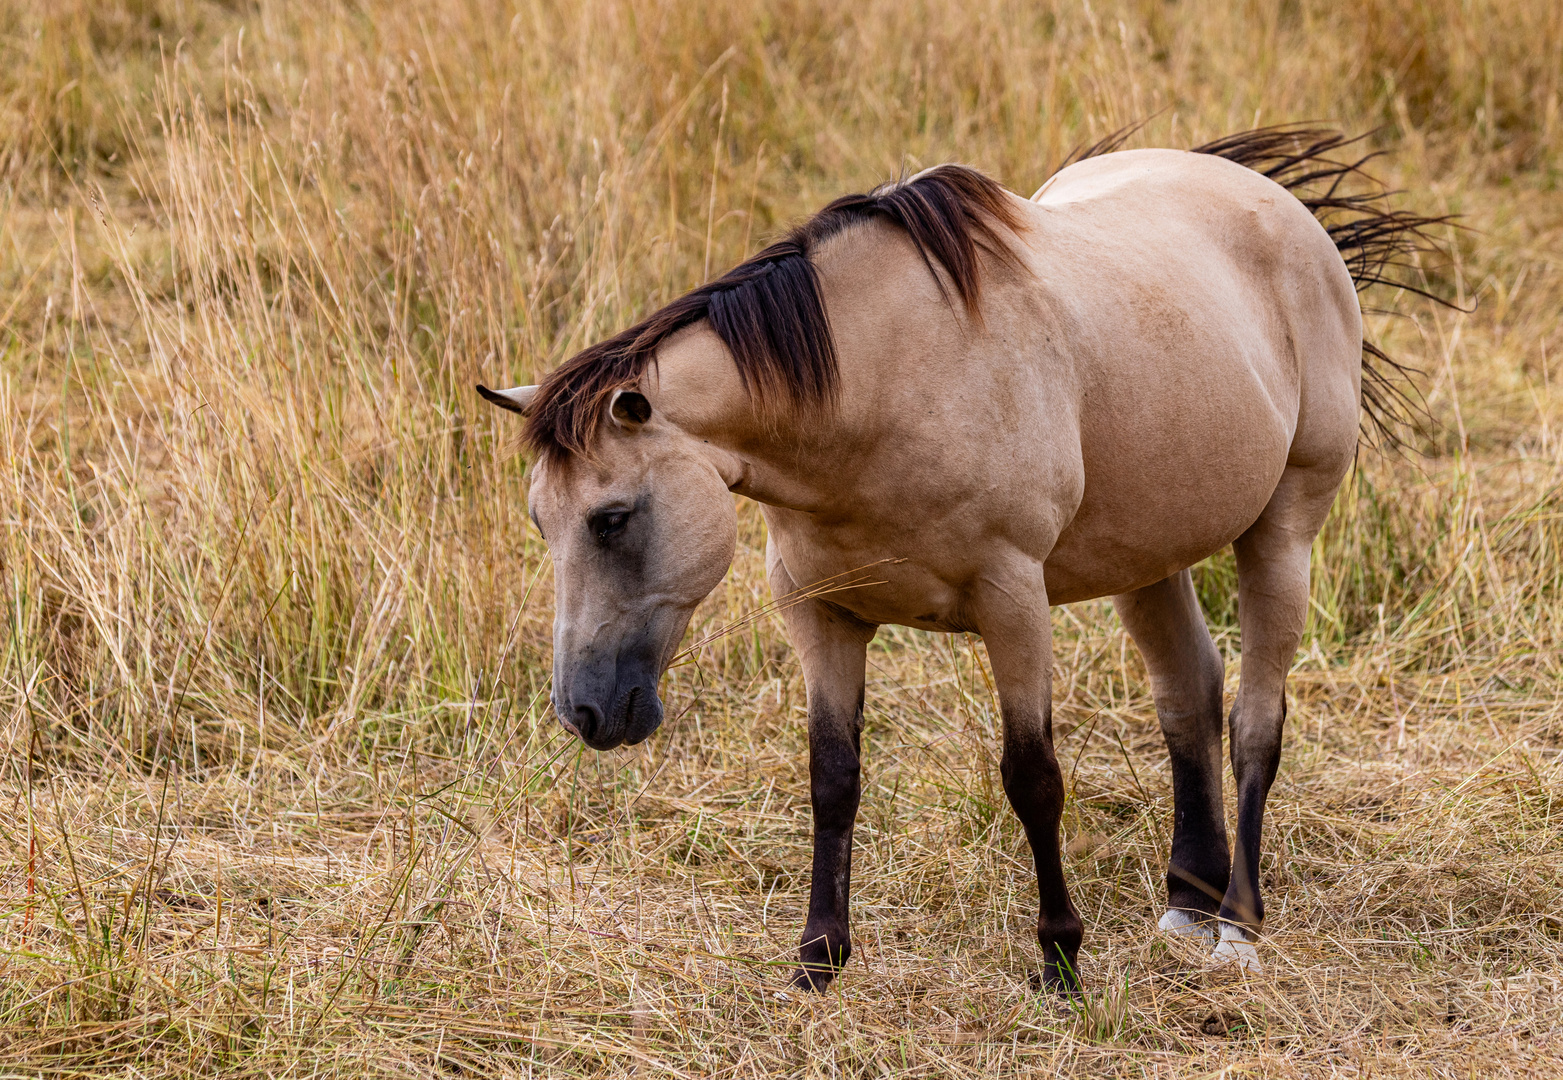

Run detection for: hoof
[[1159, 908, 1217, 945], [1210, 923, 1262, 973], [790, 964, 836, 993], [1028, 967, 1083, 998], [794, 927, 849, 993], [1040, 944, 1083, 995]]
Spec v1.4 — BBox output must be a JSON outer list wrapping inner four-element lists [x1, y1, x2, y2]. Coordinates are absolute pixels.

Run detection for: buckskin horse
[[478, 127, 1446, 991]]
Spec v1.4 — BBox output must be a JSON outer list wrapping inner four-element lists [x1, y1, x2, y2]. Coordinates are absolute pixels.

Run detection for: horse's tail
[[1189, 127, 1460, 448]]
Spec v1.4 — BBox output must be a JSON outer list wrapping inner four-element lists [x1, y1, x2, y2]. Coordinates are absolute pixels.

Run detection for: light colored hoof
[[1210, 923, 1262, 973], [1158, 909, 1216, 944]]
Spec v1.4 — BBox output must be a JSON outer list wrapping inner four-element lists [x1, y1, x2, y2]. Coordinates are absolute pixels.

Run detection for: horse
[[478, 127, 1446, 992]]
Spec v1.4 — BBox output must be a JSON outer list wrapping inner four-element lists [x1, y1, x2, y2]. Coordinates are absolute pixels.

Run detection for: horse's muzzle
[[554, 669, 664, 751]]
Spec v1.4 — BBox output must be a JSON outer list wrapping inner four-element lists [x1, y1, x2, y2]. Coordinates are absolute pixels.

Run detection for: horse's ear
[[477, 384, 539, 415], [610, 389, 652, 431]]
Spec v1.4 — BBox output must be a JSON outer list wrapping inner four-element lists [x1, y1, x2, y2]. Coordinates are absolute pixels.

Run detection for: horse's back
[[1020, 149, 1361, 602]]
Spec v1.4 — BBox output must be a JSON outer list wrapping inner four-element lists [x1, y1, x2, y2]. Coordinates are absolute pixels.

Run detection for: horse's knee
[[1229, 694, 1284, 780], [808, 735, 861, 829], [809, 764, 860, 825], [1148, 645, 1224, 728], [1000, 745, 1064, 823]]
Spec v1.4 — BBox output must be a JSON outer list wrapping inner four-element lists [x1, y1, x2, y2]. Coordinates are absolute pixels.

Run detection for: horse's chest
[[766, 513, 984, 632]]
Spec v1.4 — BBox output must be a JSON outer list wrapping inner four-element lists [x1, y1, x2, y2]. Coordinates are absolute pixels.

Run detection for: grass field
[[2, 0, 1562, 1075]]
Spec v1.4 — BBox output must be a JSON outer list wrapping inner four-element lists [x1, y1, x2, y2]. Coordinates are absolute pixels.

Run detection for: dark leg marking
[[1113, 571, 1230, 935], [1001, 712, 1083, 991], [793, 696, 863, 991]]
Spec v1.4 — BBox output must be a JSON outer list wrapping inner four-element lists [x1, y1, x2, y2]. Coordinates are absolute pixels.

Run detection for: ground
[[1, 0, 1561, 1075]]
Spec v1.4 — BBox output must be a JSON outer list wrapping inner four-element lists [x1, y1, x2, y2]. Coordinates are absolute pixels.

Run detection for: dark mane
[[524, 165, 1026, 460]]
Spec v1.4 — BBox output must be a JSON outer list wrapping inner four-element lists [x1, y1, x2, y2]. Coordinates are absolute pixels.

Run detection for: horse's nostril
[[572, 702, 603, 741]]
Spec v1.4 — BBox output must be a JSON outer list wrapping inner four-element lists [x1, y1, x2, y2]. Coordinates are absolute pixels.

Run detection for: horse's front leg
[[770, 549, 877, 992], [976, 574, 1084, 990]]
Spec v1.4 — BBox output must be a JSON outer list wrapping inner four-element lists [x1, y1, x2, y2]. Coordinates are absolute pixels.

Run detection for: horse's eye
[[591, 509, 631, 542]]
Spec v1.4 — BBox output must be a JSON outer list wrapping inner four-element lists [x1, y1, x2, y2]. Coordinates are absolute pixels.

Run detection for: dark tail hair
[[1190, 126, 1461, 448]]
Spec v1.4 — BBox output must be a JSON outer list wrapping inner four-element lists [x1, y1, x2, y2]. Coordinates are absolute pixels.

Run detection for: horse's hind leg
[[1113, 569, 1229, 942], [1215, 461, 1344, 970]]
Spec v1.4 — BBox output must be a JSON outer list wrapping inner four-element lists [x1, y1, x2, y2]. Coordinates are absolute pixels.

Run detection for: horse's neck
[[653, 327, 854, 513], [654, 222, 967, 511]]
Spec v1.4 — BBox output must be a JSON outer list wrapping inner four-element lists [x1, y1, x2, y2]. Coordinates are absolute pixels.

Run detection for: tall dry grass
[[1, 0, 1561, 1075]]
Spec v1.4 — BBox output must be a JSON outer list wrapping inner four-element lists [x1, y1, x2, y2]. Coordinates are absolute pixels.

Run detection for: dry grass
[[1, 0, 1562, 1075]]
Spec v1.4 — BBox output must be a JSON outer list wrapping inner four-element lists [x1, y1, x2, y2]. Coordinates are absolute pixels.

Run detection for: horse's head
[[480, 382, 737, 750]]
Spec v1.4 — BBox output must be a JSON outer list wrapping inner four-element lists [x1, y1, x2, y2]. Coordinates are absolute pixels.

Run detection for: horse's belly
[[1042, 420, 1289, 604]]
